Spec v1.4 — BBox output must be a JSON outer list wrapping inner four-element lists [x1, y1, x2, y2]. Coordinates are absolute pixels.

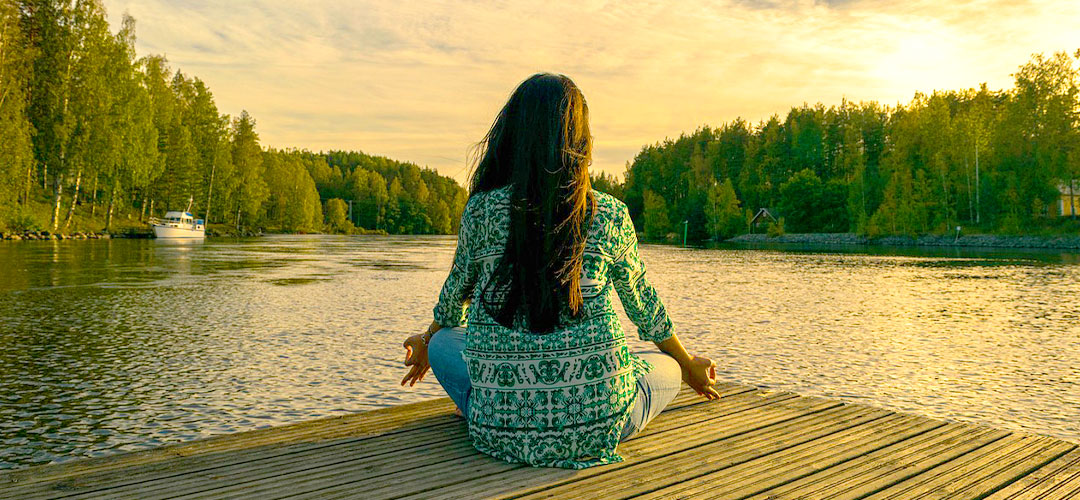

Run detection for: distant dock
[[2, 382, 1078, 499]]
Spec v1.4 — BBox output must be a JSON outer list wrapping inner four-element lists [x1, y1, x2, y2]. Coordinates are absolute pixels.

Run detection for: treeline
[[619, 51, 1080, 241], [316, 151, 467, 234], [0, 0, 465, 235]]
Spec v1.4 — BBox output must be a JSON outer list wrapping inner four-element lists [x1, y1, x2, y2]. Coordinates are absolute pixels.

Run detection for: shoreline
[[725, 232, 1080, 250], [0, 229, 262, 241], [0, 227, 398, 241]]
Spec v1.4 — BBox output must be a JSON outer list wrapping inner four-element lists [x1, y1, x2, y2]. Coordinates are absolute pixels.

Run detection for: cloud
[[101, 0, 1080, 182]]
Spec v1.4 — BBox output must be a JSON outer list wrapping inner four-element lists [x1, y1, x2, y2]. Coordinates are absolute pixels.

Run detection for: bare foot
[[453, 407, 464, 418]]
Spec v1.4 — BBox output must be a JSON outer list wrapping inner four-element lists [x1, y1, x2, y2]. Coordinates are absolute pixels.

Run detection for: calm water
[[0, 235, 1078, 469]]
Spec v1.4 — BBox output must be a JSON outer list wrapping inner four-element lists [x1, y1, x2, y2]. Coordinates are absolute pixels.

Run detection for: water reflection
[[0, 235, 1077, 470]]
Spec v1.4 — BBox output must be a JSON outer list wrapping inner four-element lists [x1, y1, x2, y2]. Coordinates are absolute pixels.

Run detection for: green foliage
[[643, 190, 670, 240], [324, 198, 354, 234], [776, 169, 849, 233], [3, 206, 42, 233], [322, 150, 465, 234], [617, 51, 1080, 239], [2, 3, 466, 236], [778, 169, 822, 232], [705, 179, 743, 239], [263, 150, 323, 232], [591, 172, 624, 199], [767, 217, 786, 237], [0, 1, 34, 207]]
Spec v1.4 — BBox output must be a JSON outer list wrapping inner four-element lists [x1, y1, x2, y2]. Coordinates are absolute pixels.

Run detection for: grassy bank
[[0, 198, 147, 236], [0, 199, 388, 240]]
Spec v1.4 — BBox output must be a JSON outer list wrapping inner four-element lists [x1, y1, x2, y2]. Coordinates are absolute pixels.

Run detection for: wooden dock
[[2, 382, 1078, 499]]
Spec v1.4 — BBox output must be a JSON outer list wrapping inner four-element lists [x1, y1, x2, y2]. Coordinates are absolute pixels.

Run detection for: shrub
[[5, 208, 42, 233], [767, 217, 786, 237]]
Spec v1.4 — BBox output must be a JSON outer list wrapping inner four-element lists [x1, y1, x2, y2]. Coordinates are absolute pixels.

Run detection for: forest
[[0, 0, 466, 235], [2, 2, 1078, 241], [619, 51, 1080, 241]]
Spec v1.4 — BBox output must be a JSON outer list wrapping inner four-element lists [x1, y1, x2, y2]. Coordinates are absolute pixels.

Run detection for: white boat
[[150, 211, 205, 239]]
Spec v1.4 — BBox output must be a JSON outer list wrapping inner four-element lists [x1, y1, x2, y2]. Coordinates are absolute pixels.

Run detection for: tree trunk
[[939, 164, 950, 232], [235, 203, 241, 231], [90, 173, 99, 217], [148, 199, 154, 221], [965, 157, 973, 223], [62, 169, 82, 232], [975, 142, 980, 225], [1071, 177, 1077, 219], [50, 172, 64, 232], [205, 162, 216, 224], [105, 184, 117, 232], [22, 162, 33, 206]]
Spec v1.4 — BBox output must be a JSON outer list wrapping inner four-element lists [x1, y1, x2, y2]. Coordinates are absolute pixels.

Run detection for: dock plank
[[396, 392, 835, 500], [1, 381, 1076, 500], [197, 387, 806, 500], [985, 447, 1080, 500], [633, 413, 944, 499], [744, 424, 1012, 499], [864, 434, 1076, 500]]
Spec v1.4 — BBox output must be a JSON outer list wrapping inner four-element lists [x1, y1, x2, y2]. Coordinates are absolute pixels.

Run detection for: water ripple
[[0, 236, 1076, 470]]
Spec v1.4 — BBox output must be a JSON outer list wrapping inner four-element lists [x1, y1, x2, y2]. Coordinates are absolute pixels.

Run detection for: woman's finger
[[410, 365, 428, 386], [706, 386, 721, 400], [404, 345, 414, 365], [401, 364, 421, 385]]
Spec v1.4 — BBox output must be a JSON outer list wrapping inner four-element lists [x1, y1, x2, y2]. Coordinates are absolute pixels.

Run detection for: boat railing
[[149, 217, 193, 228]]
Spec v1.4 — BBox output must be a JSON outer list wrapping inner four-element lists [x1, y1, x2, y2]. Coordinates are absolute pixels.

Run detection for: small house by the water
[[748, 208, 778, 233]]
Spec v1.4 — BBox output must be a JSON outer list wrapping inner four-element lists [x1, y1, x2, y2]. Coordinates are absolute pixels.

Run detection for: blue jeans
[[427, 327, 682, 441]]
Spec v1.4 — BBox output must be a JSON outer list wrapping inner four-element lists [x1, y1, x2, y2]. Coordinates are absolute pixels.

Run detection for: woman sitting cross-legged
[[400, 73, 720, 469]]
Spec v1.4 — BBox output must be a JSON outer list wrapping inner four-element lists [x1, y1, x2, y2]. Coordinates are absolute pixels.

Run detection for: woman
[[400, 73, 719, 469]]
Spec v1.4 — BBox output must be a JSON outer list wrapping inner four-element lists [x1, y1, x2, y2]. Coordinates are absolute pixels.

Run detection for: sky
[[100, 0, 1080, 183]]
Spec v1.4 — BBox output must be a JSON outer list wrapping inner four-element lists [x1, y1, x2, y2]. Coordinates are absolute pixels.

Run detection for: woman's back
[[433, 185, 676, 468], [408, 72, 716, 471]]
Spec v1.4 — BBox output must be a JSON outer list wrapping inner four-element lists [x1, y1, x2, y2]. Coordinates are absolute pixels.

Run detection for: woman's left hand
[[401, 333, 430, 387]]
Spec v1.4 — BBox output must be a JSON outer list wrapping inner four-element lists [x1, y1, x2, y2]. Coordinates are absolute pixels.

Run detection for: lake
[[0, 235, 1077, 470]]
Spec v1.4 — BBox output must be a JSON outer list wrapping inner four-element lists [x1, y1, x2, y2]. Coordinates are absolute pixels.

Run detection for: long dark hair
[[469, 73, 596, 333]]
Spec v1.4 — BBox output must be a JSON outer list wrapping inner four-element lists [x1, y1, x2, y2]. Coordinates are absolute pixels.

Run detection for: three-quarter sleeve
[[432, 197, 476, 327], [608, 202, 676, 343]]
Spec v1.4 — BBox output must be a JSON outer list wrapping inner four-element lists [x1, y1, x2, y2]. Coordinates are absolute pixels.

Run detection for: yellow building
[[1060, 181, 1080, 217]]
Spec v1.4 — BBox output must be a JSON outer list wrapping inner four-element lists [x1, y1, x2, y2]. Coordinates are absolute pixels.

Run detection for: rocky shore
[[0, 230, 116, 241], [726, 232, 1080, 250], [0, 227, 287, 241]]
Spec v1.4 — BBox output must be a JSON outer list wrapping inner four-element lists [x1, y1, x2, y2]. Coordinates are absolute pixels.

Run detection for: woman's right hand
[[682, 356, 721, 400], [401, 333, 431, 387]]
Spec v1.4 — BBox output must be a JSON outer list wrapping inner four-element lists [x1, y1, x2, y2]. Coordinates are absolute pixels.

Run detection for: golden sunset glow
[[100, 0, 1080, 181]]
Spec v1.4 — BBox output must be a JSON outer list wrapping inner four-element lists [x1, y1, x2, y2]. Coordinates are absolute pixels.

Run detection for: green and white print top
[[432, 187, 675, 469]]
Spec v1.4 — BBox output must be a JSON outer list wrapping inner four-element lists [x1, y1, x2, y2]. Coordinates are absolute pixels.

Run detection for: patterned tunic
[[432, 187, 675, 469]]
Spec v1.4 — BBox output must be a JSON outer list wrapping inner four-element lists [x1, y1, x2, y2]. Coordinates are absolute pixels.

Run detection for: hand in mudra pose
[[400, 332, 431, 387], [682, 355, 720, 399]]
